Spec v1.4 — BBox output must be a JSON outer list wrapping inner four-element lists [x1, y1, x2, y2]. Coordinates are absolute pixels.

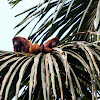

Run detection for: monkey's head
[[12, 37, 23, 47], [12, 37, 24, 52], [52, 38, 59, 47]]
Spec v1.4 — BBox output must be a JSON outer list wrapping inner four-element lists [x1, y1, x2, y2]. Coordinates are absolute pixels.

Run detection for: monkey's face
[[13, 39, 23, 52], [13, 39, 19, 46], [52, 41, 59, 47], [13, 39, 22, 47]]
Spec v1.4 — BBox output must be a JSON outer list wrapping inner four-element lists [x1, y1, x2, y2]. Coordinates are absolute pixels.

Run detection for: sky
[[0, 0, 40, 52], [0, 0, 41, 99]]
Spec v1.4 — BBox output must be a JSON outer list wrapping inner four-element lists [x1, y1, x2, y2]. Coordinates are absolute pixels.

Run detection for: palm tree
[[0, 0, 100, 100]]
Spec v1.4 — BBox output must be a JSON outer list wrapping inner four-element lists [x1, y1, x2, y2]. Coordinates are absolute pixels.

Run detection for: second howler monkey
[[40, 38, 59, 53]]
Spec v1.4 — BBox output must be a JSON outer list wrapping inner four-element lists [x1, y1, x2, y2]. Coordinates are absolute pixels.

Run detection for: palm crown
[[0, 0, 100, 100]]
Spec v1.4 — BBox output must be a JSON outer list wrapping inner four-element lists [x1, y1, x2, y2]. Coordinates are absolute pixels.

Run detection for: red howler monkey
[[12, 36, 40, 54], [12, 37, 59, 54], [40, 38, 59, 53], [12, 36, 32, 53], [29, 43, 40, 54]]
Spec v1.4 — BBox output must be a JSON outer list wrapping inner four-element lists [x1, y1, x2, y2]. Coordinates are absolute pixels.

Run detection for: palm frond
[[0, 40, 100, 100], [8, 0, 100, 43]]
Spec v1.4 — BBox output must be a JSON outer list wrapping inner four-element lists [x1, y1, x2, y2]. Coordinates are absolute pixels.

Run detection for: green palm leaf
[[8, 0, 100, 43], [0, 41, 100, 100]]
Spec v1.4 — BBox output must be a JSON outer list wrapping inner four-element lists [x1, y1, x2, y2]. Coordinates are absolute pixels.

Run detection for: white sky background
[[0, 0, 41, 52], [0, 0, 69, 52]]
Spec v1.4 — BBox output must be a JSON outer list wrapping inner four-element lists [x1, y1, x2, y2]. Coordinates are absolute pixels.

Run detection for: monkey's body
[[29, 43, 40, 54]]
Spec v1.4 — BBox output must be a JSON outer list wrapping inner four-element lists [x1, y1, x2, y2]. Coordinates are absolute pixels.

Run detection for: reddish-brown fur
[[29, 43, 40, 54], [40, 38, 59, 53], [12, 36, 32, 53], [12, 37, 59, 54]]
